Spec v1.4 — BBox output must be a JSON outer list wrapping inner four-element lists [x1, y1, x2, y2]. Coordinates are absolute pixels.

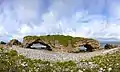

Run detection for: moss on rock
[[23, 35, 100, 52]]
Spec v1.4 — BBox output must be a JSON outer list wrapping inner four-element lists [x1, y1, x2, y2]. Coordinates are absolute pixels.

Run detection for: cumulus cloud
[[0, 0, 120, 41]]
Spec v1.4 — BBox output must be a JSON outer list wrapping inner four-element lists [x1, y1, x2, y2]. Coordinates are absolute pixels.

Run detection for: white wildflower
[[83, 69, 86, 71], [78, 69, 83, 72], [88, 62, 93, 64], [100, 68, 103, 70], [108, 68, 112, 71], [116, 63, 119, 65]]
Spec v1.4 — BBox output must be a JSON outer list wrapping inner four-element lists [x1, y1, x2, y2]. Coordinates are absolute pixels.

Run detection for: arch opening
[[79, 44, 94, 52], [84, 44, 93, 52], [27, 42, 52, 51]]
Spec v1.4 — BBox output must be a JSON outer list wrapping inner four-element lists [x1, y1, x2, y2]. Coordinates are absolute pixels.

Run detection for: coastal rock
[[23, 35, 100, 52], [74, 38, 100, 52], [7, 39, 22, 47], [23, 36, 52, 51], [104, 44, 119, 49], [0, 41, 6, 45]]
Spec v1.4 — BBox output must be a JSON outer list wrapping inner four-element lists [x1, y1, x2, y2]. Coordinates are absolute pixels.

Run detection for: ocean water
[[100, 41, 120, 48]]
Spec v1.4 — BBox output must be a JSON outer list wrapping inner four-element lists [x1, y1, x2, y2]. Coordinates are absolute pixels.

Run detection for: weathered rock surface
[[7, 39, 22, 47], [23, 35, 100, 52], [104, 44, 119, 49], [23, 37, 52, 51]]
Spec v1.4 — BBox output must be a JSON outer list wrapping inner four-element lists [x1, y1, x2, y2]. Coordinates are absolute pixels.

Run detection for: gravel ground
[[9, 46, 120, 62]]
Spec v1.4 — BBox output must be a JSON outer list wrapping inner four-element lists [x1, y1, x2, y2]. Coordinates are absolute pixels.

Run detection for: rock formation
[[0, 41, 6, 45], [23, 37, 52, 51], [104, 44, 119, 49], [23, 35, 100, 52], [7, 39, 22, 47]]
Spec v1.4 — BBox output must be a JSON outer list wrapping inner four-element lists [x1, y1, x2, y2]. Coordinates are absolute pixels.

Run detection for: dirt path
[[9, 46, 120, 62]]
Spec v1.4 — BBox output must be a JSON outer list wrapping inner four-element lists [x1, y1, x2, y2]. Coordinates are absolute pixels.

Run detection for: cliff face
[[23, 35, 100, 52]]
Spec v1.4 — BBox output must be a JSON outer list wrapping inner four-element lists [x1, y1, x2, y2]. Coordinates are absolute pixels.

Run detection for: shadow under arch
[[84, 44, 93, 52], [26, 41, 52, 51]]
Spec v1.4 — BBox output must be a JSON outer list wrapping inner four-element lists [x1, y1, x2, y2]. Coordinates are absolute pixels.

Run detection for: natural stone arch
[[27, 42, 52, 51], [23, 39, 52, 51], [84, 44, 94, 52]]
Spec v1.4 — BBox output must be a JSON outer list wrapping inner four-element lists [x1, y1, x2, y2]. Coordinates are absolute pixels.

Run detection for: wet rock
[[104, 44, 119, 49]]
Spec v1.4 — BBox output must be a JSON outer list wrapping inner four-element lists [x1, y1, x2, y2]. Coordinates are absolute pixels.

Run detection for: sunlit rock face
[[23, 35, 100, 52]]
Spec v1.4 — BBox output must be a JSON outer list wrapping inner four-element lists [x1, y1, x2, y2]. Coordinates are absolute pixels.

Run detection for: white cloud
[[18, 24, 32, 34], [1, 0, 120, 41]]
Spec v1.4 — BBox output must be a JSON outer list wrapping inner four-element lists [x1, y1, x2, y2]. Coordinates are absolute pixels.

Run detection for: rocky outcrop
[[104, 44, 119, 49], [23, 35, 100, 52], [23, 37, 52, 51], [7, 39, 22, 47], [0, 41, 6, 45], [74, 38, 100, 52]]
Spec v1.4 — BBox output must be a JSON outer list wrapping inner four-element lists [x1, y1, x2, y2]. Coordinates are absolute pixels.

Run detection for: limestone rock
[[7, 39, 22, 47], [23, 37, 52, 51], [23, 35, 100, 52]]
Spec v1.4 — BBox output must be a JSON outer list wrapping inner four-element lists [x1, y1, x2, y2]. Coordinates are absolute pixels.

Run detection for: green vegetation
[[24, 35, 94, 47], [0, 48, 79, 72], [1, 47, 120, 72]]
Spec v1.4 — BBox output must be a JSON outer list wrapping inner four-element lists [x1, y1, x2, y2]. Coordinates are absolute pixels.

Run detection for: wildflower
[[116, 63, 119, 65], [88, 62, 93, 64], [83, 69, 86, 71], [108, 68, 112, 71], [78, 69, 83, 72], [100, 68, 103, 70]]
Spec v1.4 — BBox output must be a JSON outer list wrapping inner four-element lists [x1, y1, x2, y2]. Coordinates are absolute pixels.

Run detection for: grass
[[24, 35, 96, 48], [0, 47, 120, 72]]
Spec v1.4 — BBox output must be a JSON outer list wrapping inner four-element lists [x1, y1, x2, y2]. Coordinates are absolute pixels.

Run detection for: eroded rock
[[104, 44, 119, 49], [7, 39, 22, 47], [23, 35, 100, 52], [23, 37, 52, 51]]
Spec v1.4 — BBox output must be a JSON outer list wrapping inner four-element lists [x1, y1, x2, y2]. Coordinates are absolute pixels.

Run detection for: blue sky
[[0, 0, 120, 41]]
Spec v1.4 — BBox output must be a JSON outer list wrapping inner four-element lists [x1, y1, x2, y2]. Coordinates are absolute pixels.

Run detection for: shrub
[[1, 47, 120, 72]]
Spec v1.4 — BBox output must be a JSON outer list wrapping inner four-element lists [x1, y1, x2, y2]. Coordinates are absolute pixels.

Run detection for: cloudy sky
[[0, 0, 120, 41]]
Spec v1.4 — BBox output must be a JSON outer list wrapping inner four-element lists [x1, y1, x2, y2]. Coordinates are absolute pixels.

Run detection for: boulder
[[104, 44, 119, 49], [0, 41, 6, 45], [23, 35, 100, 52], [7, 39, 22, 47]]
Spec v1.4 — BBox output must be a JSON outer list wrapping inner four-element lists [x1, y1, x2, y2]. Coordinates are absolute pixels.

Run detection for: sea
[[100, 41, 120, 48]]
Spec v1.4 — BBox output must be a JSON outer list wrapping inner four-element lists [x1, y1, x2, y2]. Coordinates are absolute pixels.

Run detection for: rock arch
[[23, 39, 52, 51], [84, 44, 94, 52], [76, 39, 100, 52]]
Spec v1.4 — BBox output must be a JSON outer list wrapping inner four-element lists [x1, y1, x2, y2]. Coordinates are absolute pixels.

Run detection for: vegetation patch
[[0, 47, 120, 72]]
